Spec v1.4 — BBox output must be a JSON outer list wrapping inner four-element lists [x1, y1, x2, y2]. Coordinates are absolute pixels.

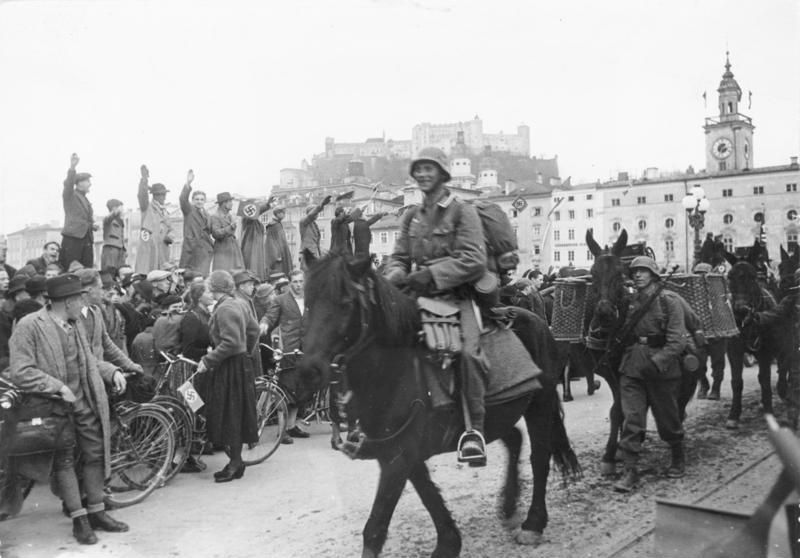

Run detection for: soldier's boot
[[708, 380, 722, 401], [666, 444, 686, 478], [613, 464, 639, 493]]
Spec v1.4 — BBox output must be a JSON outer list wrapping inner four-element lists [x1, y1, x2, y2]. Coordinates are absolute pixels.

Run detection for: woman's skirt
[[205, 353, 259, 447]]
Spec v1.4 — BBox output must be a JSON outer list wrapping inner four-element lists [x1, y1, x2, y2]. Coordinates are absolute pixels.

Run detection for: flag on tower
[[748, 90, 752, 109], [702, 91, 707, 108]]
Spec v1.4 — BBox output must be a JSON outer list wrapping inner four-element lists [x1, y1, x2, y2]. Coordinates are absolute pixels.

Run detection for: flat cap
[[75, 172, 92, 183], [106, 198, 123, 211], [146, 269, 171, 282]]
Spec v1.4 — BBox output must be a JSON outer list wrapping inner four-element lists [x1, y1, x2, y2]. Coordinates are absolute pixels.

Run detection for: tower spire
[[723, 50, 733, 78]]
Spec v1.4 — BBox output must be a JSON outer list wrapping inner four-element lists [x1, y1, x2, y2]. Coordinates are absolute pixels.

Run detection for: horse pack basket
[[662, 273, 738, 339], [550, 279, 590, 342]]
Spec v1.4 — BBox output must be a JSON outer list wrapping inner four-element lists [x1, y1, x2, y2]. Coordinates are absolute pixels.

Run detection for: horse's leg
[[518, 389, 553, 546], [562, 358, 573, 402], [600, 377, 622, 475], [330, 421, 342, 450], [757, 354, 774, 414], [726, 337, 745, 428], [408, 462, 462, 558], [362, 458, 413, 558], [499, 427, 523, 521]]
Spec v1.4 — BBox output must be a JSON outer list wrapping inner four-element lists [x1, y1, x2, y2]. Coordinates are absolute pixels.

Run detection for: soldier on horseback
[[384, 147, 491, 465], [614, 256, 688, 492]]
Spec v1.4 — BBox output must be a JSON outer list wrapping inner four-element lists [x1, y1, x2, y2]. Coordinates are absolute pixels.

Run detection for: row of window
[[723, 209, 799, 224], [553, 250, 594, 263]]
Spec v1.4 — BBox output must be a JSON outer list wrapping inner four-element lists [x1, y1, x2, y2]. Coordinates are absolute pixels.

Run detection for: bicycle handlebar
[[159, 351, 200, 367]]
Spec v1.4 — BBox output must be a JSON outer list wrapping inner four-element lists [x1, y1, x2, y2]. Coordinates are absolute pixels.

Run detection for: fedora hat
[[46, 274, 87, 300], [217, 192, 233, 204]]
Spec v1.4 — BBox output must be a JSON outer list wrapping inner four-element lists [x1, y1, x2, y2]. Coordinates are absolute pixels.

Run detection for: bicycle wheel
[[105, 403, 175, 509], [150, 395, 194, 483], [242, 382, 288, 466]]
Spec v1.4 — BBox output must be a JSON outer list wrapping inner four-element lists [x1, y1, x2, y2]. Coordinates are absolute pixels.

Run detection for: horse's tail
[[550, 398, 582, 481]]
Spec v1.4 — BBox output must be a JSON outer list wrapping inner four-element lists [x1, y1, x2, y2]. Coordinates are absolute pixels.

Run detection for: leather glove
[[407, 268, 434, 295]]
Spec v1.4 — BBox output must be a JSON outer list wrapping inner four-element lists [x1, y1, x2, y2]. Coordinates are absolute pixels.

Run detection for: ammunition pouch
[[418, 297, 462, 359]]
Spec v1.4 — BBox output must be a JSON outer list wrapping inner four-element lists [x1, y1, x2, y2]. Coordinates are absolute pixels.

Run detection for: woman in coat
[[196, 270, 259, 482], [210, 193, 244, 272]]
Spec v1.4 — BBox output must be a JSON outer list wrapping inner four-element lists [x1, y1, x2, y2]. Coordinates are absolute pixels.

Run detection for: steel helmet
[[629, 256, 660, 278], [409, 147, 451, 182]]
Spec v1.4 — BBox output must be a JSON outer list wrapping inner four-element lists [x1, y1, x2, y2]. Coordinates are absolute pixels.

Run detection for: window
[[723, 236, 734, 252], [722, 189, 733, 197], [586, 250, 594, 260], [586, 194, 593, 200], [380, 232, 388, 244], [533, 225, 541, 237], [587, 209, 594, 218], [665, 218, 674, 228], [568, 210, 575, 220], [554, 251, 561, 262], [719, 162, 727, 171], [533, 207, 542, 217], [637, 196, 646, 205], [787, 183, 797, 192], [638, 219, 647, 231], [723, 213, 734, 225], [568, 196, 574, 202], [612, 222, 621, 232], [665, 240, 674, 252], [509, 209, 518, 218], [554, 211, 561, 221], [553, 230, 561, 241], [567, 250, 575, 262], [320, 229, 326, 241], [533, 244, 541, 256], [568, 229, 575, 240], [664, 194, 674, 202], [753, 186, 764, 195], [612, 198, 621, 207], [754, 212, 764, 223], [788, 209, 798, 221], [393, 231, 400, 242]]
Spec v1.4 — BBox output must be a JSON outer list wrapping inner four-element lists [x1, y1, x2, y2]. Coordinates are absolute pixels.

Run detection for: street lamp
[[682, 185, 710, 269]]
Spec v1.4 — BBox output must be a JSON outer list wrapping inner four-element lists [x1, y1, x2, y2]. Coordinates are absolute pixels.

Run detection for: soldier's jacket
[[620, 284, 687, 380], [386, 189, 486, 292]]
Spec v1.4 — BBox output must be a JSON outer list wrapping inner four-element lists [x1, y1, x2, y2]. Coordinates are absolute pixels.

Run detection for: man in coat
[[329, 206, 362, 256], [353, 210, 387, 259], [178, 170, 214, 275], [264, 269, 309, 440], [299, 195, 331, 270], [9, 274, 129, 544], [23, 242, 61, 276], [60, 153, 97, 269], [210, 192, 244, 272], [264, 206, 293, 277], [76, 269, 142, 374], [135, 165, 174, 274], [101, 199, 127, 271], [613, 256, 688, 493], [240, 196, 275, 281]]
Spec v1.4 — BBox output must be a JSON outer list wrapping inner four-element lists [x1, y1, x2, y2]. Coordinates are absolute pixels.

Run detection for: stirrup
[[457, 430, 486, 465]]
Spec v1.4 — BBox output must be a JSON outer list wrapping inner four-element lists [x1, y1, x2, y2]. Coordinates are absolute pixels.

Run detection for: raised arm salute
[[60, 153, 96, 270], [178, 169, 214, 275]]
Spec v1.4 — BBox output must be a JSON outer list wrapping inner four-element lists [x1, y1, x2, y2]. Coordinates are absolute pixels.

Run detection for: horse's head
[[296, 253, 419, 401], [727, 260, 762, 320], [778, 244, 800, 294], [586, 229, 628, 333]]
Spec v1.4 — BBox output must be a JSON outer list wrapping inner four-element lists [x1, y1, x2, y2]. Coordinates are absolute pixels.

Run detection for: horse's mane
[[305, 254, 420, 347], [728, 261, 768, 309]]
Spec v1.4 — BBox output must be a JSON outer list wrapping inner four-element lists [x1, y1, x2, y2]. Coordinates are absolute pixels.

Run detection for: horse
[[296, 254, 579, 558], [722, 243, 789, 428]]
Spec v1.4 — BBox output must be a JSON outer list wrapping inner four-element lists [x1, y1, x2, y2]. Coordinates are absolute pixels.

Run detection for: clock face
[[712, 137, 733, 160]]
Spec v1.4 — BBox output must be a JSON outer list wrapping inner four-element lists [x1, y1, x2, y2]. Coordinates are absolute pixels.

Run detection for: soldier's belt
[[629, 334, 666, 348]]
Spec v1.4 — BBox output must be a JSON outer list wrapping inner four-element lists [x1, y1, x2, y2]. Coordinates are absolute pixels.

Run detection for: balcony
[[704, 113, 753, 126]]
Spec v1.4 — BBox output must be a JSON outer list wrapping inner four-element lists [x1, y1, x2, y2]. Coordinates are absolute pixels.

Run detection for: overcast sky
[[0, 0, 798, 234]]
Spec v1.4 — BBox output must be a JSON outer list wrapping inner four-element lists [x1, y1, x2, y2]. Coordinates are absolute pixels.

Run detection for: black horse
[[297, 255, 579, 558], [722, 244, 788, 428]]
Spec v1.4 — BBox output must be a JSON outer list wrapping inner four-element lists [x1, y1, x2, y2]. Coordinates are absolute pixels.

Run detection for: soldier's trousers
[[700, 338, 727, 387], [456, 298, 487, 434], [619, 374, 684, 462]]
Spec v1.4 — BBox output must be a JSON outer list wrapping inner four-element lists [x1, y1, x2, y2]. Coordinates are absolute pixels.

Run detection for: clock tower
[[704, 52, 754, 172]]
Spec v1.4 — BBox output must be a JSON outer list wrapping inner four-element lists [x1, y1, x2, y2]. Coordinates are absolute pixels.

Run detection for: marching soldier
[[614, 256, 688, 492]]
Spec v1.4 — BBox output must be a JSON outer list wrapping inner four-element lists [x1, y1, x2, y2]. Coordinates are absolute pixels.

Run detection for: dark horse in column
[[722, 241, 791, 428], [296, 254, 580, 558]]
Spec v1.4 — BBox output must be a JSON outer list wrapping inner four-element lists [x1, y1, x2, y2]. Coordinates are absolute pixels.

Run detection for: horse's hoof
[[331, 438, 342, 451], [515, 529, 545, 546], [600, 461, 617, 477], [725, 419, 740, 430]]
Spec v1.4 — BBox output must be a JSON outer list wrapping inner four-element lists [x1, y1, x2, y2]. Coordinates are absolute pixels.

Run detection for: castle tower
[[704, 52, 755, 172], [449, 130, 475, 188]]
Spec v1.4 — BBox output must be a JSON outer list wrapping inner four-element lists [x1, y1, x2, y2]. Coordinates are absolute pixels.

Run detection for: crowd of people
[[0, 154, 391, 545]]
